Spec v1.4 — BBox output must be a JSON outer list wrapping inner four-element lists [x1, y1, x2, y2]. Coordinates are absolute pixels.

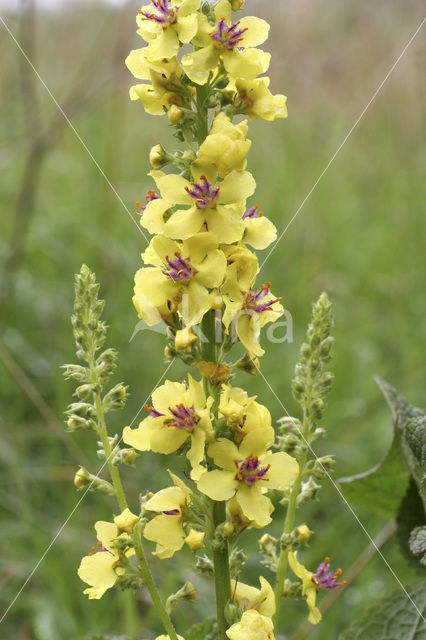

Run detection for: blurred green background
[[1, 0, 425, 638]]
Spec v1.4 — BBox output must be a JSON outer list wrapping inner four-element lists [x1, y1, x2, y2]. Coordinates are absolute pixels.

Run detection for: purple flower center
[[163, 509, 180, 516], [234, 456, 271, 486], [312, 557, 346, 590], [139, 0, 179, 25], [162, 252, 198, 282], [185, 175, 220, 210], [243, 204, 263, 220], [167, 404, 200, 431], [210, 18, 247, 50], [242, 283, 282, 313], [135, 190, 159, 216]]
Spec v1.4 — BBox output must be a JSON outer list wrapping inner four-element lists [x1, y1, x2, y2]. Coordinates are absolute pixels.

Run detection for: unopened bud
[[259, 533, 278, 555], [236, 352, 260, 376], [210, 291, 223, 310], [224, 602, 241, 626], [73, 467, 115, 495], [167, 105, 183, 124], [185, 528, 206, 551], [62, 364, 88, 382], [230, 0, 245, 9], [74, 467, 91, 489], [114, 508, 139, 533], [175, 327, 197, 351], [295, 524, 312, 543], [166, 581, 197, 614], [102, 383, 128, 412], [149, 144, 168, 169]]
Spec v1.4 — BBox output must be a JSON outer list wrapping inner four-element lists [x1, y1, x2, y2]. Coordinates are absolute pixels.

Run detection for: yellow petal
[[239, 17, 270, 48], [141, 198, 173, 236], [95, 521, 119, 552], [152, 380, 187, 414], [142, 235, 181, 267], [78, 552, 117, 599], [125, 49, 151, 80], [244, 217, 277, 250], [184, 280, 212, 326], [185, 528, 206, 551], [219, 171, 256, 204], [226, 609, 275, 640], [196, 249, 227, 289], [239, 427, 275, 458], [145, 28, 179, 61], [207, 206, 245, 244], [145, 486, 185, 513], [214, 0, 232, 23], [150, 426, 189, 455], [235, 485, 273, 527], [181, 45, 218, 85], [208, 437, 240, 470], [223, 48, 271, 80], [144, 513, 185, 556], [176, 13, 199, 43], [114, 508, 139, 534], [164, 207, 205, 239], [259, 452, 299, 491], [122, 417, 156, 452], [156, 173, 192, 204], [197, 469, 237, 501]]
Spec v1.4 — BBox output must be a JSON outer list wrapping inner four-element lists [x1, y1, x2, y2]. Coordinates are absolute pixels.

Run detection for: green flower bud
[[149, 144, 168, 168], [102, 383, 128, 413]]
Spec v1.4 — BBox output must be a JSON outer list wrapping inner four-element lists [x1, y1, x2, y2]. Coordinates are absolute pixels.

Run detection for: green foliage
[[339, 580, 426, 640], [397, 480, 426, 570], [185, 619, 217, 640], [339, 428, 410, 518]]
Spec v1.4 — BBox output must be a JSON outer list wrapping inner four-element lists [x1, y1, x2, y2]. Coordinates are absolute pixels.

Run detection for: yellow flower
[[242, 204, 277, 250], [123, 375, 213, 478], [222, 244, 258, 292], [182, 1, 271, 85], [114, 508, 139, 534], [132, 233, 227, 328], [193, 113, 251, 179], [226, 609, 275, 640], [197, 429, 298, 527], [78, 519, 134, 599], [288, 552, 321, 625], [222, 268, 284, 356], [233, 77, 288, 121], [219, 385, 271, 441], [231, 576, 275, 616], [156, 636, 185, 640], [143, 474, 192, 558], [126, 50, 188, 115], [227, 495, 273, 531], [175, 327, 197, 351], [141, 169, 255, 244], [137, 0, 200, 61]]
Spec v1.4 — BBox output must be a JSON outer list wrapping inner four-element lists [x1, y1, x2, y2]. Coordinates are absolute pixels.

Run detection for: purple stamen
[[312, 558, 346, 590], [139, 0, 179, 25], [242, 283, 282, 314], [135, 190, 159, 216], [167, 404, 200, 431], [210, 17, 248, 50], [243, 204, 263, 220], [162, 252, 198, 282], [163, 509, 180, 515], [144, 403, 165, 418], [185, 175, 220, 210], [234, 456, 271, 486]]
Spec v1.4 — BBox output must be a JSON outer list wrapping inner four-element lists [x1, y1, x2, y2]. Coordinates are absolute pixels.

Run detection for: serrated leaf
[[375, 376, 423, 427], [185, 619, 217, 640], [396, 479, 426, 571], [405, 416, 426, 498], [339, 580, 426, 640], [338, 428, 410, 518]]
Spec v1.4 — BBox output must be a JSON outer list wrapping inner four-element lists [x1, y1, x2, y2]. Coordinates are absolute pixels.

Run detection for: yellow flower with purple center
[[132, 232, 227, 327], [182, 0, 270, 85], [143, 471, 195, 558], [123, 375, 213, 478], [232, 77, 288, 121], [126, 50, 189, 115], [242, 204, 277, 250], [141, 169, 255, 243], [223, 270, 284, 357], [288, 552, 346, 625], [226, 609, 275, 640], [137, 0, 200, 61], [78, 518, 134, 599], [197, 428, 298, 527]]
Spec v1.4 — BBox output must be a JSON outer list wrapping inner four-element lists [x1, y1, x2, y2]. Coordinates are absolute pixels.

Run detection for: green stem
[[211, 500, 232, 640], [273, 411, 310, 629], [89, 354, 179, 640], [196, 84, 209, 145]]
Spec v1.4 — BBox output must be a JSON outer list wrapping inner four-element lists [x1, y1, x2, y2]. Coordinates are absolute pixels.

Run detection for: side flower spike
[[197, 428, 299, 527]]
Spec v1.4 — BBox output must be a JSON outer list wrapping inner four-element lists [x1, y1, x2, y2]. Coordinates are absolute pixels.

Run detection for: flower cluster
[[67, 3, 345, 640]]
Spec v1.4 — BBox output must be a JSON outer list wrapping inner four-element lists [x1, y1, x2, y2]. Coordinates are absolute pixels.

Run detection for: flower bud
[[114, 508, 139, 533], [185, 528, 206, 551], [62, 364, 88, 382], [73, 467, 115, 495], [236, 352, 260, 376], [167, 105, 183, 124], [175, 327, 197, 351], [74, 467, 91, 489], [224, 602, 241, 626], [230, 0, 245, 9], [149, 144, 168, 169], [210, 290, 223, 310], [102, 383, 128, 412], [295, 524, 312, 543]]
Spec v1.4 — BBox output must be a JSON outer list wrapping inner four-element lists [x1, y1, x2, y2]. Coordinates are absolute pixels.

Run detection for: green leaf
[[339, 580, 426, 639], [375, 376, 423, 426], [405, 415, 426, 498], [186, 619, 217, 640], [338, 427, 410, 518], [396, 479, 426, 571]]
